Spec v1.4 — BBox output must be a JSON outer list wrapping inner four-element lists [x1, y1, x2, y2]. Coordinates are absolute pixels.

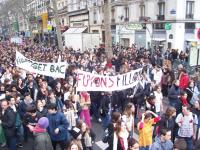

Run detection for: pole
[[51, 0, 63, 51], [197, 48, 199, 66], [104, 0, 113, 59]]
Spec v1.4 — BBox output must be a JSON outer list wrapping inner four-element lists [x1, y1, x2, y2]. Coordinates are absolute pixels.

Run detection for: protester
[[178, 65, 189, 90], [150, 128, 173, 150], [0, 40, 199, 150], [173, 139, 187, 150], [122, 102, 135, 137], [113, 121, 129, 150], [77, 120, 96, 150], [128, 138, 139, 150], [27, 117, 53, 150], [137, 110, 160, 150], [168, 79, 182, 114], [7, 95, 23, 148], [1, 99, 17, 150], [79, 91, 92, 128], [106, 111, 121, 150], [67, 140, 83, 150], [153, 85, 163, 115], [47, 103, 70, 150], [176, 106, 198, 150], [158, 106, 177, 142], [63, 100, 77, 129]]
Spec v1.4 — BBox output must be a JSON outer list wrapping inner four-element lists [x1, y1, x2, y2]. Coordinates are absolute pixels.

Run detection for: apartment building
[[88, 0, 200, 51], [67, 0, 89, 29]]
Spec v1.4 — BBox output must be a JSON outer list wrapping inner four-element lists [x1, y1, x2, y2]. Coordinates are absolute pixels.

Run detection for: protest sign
[[76, 68, 143, 91], [15, 51, 67, 78]]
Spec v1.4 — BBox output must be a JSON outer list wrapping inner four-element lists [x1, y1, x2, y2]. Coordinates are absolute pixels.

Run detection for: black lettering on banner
[[59, 65, 65, 74], [50, 65, 65, 73], [50, 65, 55, 72], [117, 77, 120, 87], [31, 63, 38, 69]]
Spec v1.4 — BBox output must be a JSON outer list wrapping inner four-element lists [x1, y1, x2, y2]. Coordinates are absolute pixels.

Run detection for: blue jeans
[[184, 137, 193, 150], [102, 113, 111, 130], [16, 125, 24, 144], [140, 146, 149, 150], [6, 136, 16, 150], [90, 103, 100, 120]]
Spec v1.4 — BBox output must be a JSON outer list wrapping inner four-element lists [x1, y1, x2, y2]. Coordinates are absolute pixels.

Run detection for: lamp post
[[45, 0, 63, 51]]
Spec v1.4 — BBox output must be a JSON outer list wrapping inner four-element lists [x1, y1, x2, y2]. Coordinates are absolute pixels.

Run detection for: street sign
[[197, 28, 200, 40], [125, 23, 143, 30], [170, 9, 176, 14], [165, 23, 171, 30]]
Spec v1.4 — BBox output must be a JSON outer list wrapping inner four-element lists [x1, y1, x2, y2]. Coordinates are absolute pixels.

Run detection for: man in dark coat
[[1, 99, 16, 150]]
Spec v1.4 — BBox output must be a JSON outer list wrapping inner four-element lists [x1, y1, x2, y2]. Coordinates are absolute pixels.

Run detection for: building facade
[[88, 0, 200, 51], [67, 0, 89, 29]]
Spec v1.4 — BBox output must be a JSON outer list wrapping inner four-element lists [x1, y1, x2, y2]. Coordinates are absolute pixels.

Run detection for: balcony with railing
[[186, 14, 194, 19]]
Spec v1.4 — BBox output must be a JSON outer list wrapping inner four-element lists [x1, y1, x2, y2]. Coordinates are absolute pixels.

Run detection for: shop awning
[[153, 38, 166, 41]]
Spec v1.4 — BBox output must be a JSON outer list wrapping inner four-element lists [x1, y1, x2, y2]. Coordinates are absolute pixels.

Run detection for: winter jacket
[[100, 95, 111, 117], [18, 101, 35, 119], [158, 114, 177, 141], [179, 73, 189, 90], [33, 131, 53, 150], [150, 136, 173, 150], [47, 112, 69, 141], [36, 108, 48, 118], [168, 85, 180, 103], [81, 129, 96, 150], [1, 107, 16, 137]]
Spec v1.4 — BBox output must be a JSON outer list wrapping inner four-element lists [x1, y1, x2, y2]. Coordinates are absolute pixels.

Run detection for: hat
[[70, 127, 81, 139], [37, 117, 49, 129]]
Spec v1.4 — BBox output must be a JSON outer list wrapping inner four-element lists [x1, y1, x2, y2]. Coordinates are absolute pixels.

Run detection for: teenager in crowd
[[138, 110, 160, 150]]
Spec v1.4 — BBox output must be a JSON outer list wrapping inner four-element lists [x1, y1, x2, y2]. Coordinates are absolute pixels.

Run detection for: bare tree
[[103, 0, 113, 59]]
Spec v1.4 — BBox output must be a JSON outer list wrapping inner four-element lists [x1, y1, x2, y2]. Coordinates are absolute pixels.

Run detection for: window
[[185, 23, 195, 33], [158, 2, 165, 15], [185, 23, 195, 29], [62, 18, 65, 25], [140, 4, 145, 17], [186, 1, 194, 18], [93, 11, 97, 24], [111, 8, 115, 19], [153, 23, 165, 29], [125, 7, 129, 20]]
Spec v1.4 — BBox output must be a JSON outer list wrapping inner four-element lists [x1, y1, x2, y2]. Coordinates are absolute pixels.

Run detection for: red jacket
[[179, 73, 189, 90]]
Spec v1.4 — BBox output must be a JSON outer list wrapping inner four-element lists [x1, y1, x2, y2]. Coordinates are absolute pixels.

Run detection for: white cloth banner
[[15, 51, 67, 78], [76, 68, 143, 91]]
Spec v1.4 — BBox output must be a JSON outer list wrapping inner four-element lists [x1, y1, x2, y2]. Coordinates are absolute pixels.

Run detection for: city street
[[1, 98, 169, 150]]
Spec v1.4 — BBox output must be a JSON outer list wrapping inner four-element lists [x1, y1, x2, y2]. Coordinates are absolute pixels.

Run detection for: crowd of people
[[0, 40, 199, 150]]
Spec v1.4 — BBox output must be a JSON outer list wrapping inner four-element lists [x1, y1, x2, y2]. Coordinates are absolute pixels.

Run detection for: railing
[[186, 14, 194, 19], [157, 15, 165, 20]]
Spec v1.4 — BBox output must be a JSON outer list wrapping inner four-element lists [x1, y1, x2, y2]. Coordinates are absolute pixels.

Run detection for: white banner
[[76, 68, 143, 91], [15, 51, 67, 78]]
